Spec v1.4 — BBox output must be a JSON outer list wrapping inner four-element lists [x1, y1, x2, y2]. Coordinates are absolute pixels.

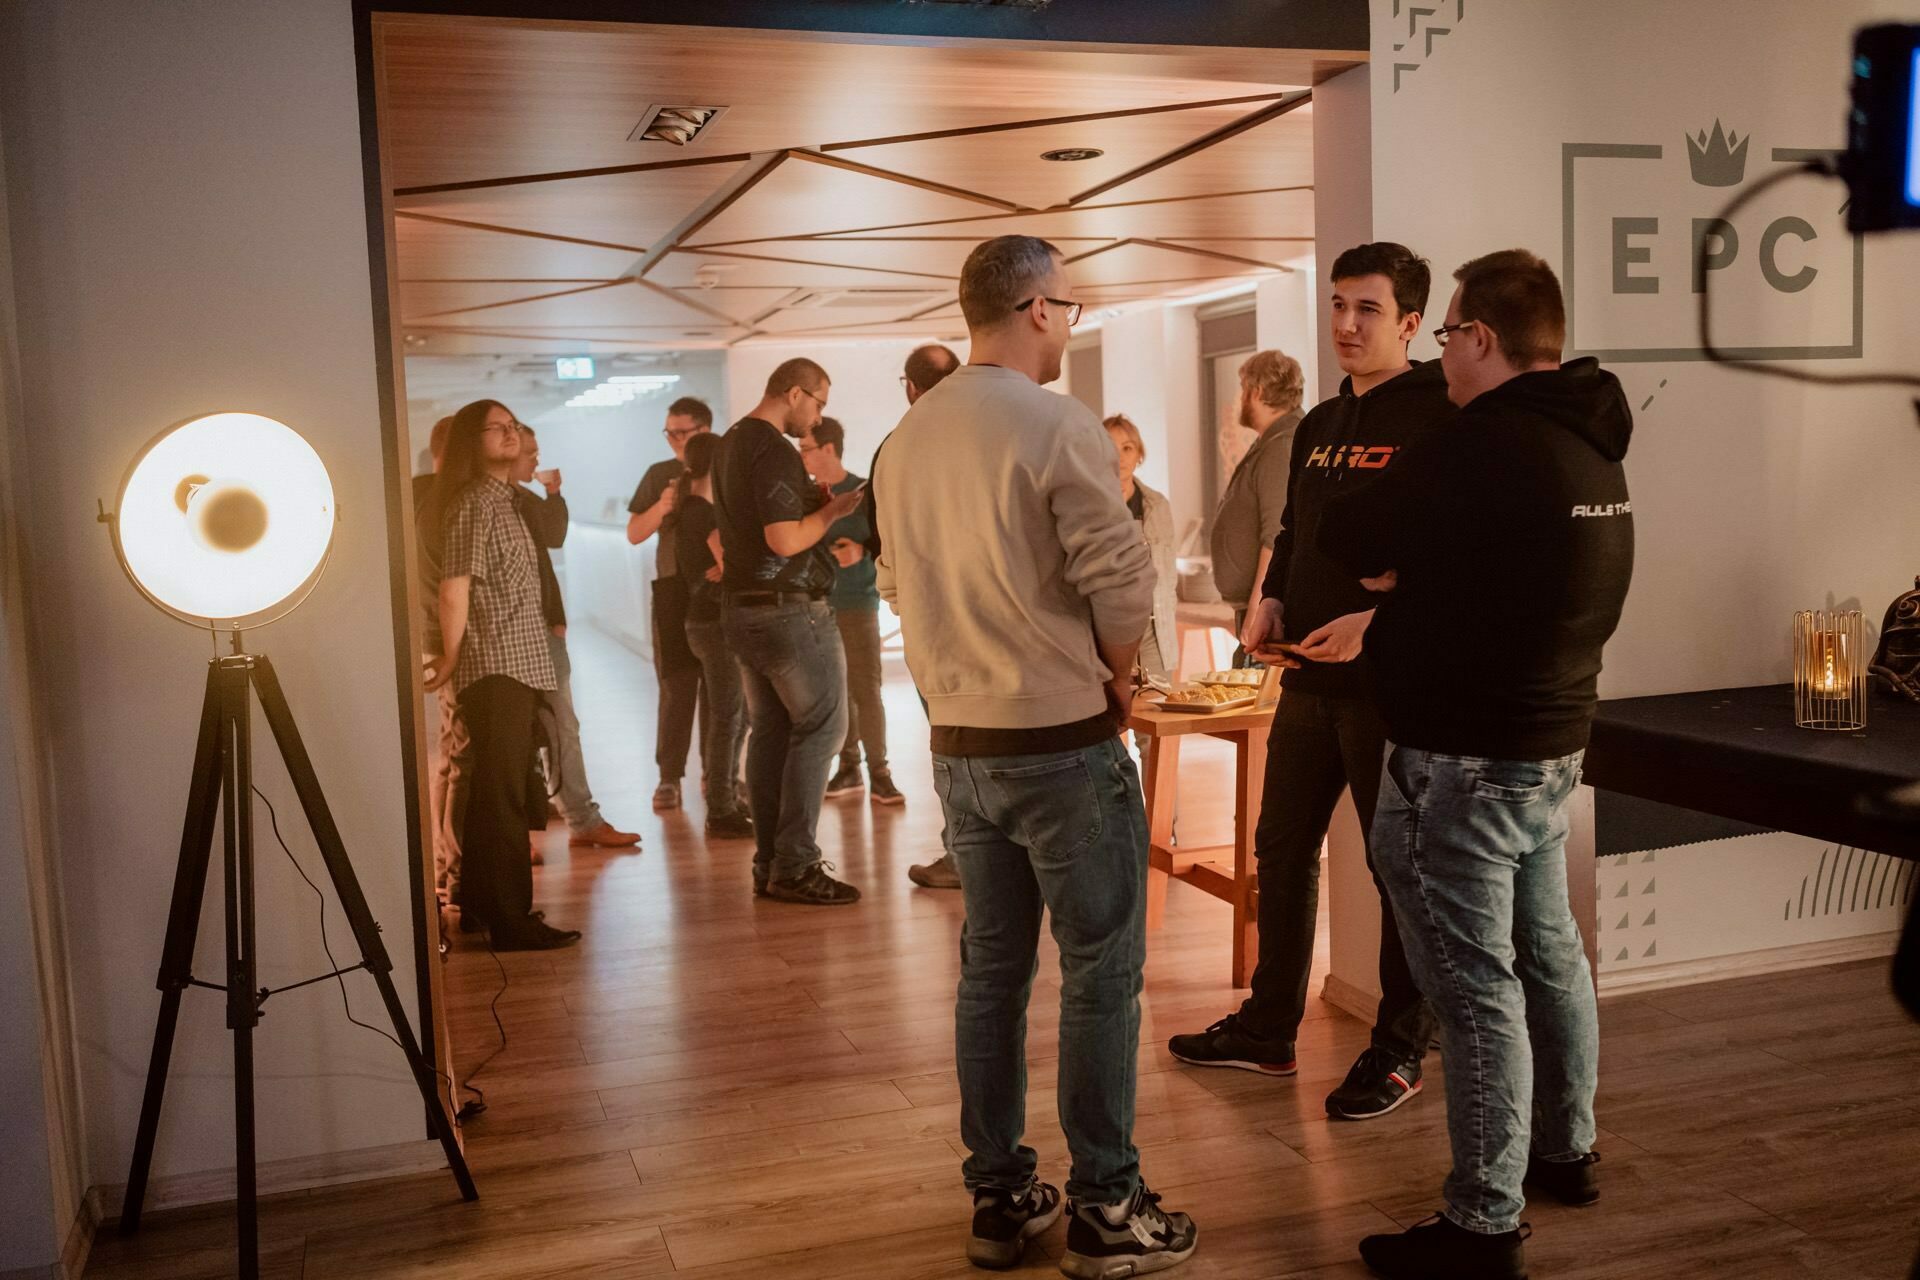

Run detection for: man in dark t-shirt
[[626, 396, 713, 813], [713, 358, 864, 905]]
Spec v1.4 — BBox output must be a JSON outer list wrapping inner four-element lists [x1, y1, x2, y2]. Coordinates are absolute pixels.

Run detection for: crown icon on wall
[[1686, 120, 1749, 186]]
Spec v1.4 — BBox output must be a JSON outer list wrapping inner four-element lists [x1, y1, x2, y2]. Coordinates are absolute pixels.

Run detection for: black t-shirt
[[674, 493, 721, 623], [1125, 486, 1145, 522], [628, 458, 685, 579], [712, 416, 835, 595]]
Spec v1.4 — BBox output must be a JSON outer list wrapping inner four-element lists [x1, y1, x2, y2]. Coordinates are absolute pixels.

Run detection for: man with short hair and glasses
[[628, 396, 715, 814], [1325, 249, 1634, 1280], [875, 235, 1197, 1276], [714, 358, 865, 906]]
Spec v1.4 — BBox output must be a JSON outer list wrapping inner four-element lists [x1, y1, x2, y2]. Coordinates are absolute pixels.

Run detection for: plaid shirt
[[443, 476, 556, 695]]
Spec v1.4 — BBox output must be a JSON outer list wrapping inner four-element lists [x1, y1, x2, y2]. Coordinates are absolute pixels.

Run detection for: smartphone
[[1253, 641, 1310, 664]]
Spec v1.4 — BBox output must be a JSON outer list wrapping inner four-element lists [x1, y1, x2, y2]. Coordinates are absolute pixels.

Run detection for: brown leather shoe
[[569, 821, 642, 848]]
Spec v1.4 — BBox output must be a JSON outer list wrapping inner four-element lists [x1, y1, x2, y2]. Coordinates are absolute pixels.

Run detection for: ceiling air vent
[[628, 105, 728, 145]]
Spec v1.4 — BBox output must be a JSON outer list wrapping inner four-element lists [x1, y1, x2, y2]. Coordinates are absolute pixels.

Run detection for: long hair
[[674, 431, 720, 507], [422, 399, 511, 544]]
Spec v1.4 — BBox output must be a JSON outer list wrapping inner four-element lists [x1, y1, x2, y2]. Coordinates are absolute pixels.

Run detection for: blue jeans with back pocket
[[933, 735, 1148, 1207], [1371, 742, 1598, 1235]]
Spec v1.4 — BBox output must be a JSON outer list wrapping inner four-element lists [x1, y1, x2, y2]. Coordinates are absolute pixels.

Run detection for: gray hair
[[959, 235, 1062, 330]]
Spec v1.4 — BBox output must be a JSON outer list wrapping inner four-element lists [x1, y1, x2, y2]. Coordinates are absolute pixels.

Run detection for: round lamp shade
[[116, 412, 335, 626]]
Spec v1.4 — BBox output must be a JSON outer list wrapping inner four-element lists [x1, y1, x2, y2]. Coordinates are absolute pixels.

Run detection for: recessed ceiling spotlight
[[1040, 147, 1105, 163], [628, 105, 728, 146]]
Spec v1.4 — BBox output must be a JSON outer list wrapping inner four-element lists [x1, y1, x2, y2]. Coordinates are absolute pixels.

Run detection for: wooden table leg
[[1143, 734, 1180, 930], [1231, 727, 1267, 988]]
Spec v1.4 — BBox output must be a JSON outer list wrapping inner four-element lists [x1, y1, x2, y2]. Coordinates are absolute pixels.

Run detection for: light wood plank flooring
[[84, 622, 1920, 1278]]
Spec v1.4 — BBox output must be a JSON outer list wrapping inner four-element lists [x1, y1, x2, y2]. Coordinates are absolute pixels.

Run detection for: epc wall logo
[[1562, 121, 1863, 362]]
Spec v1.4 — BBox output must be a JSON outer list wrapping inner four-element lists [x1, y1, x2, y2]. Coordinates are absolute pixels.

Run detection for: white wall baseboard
[[1595, 931, 1901, 997], [92, 1137, 448, 1224]]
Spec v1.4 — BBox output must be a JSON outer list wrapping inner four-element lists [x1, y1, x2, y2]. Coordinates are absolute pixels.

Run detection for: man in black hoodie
[[1170, 243, 1445, 1122], [1328, 250, 1634, 1280]]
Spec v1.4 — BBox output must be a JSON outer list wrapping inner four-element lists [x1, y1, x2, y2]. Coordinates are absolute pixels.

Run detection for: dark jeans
[[1239, 689, 1436, 1060], [723, 599, 847, 883], [455, 674, 540, 925], [935, 736, 1148, 1206], [835, 606, 888, 773], [685, 615, 746, 817], [1373, 744, 1597, 1235], [651, 575, 707, 784]]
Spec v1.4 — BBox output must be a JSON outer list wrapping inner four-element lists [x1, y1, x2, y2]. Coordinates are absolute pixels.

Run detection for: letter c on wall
[[1760, 216, 1818, 293]]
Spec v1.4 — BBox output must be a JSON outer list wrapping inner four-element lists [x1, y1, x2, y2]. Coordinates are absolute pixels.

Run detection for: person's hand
[[822, 485, 865, 522], [1240, 595, 1282, 651], [1105, 673, 1136, 725], [553, 624, 567, 639], [1249, 643, 1302, 670], [423, 649, 457, 693], [830, 537, 863, 568], [540, 468, 563, 495], [1361, 570, 1399, 593], [655, 484, 679, 517], [1294, 609, 1374, 664], [704, 563, 723, 583]]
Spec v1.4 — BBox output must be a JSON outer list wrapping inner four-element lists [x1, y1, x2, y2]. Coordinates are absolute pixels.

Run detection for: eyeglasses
[[796, 386, 828, 409], [481, 420, 524, 436], [663, 425, 705, 442], [1015, 295, 1083, 327], [1432, 320, 1477, 348]]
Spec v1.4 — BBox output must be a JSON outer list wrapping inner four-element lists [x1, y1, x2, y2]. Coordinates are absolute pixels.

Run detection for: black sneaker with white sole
[[1524, 1150, 1600, 1206], [1167, 1013, 1296, 1076], [824, 765, 865, 798], [1326, 1046, 1424, 1120], [1060, 1182, 1197, 1279], [966, 1179, 1062, 1270]]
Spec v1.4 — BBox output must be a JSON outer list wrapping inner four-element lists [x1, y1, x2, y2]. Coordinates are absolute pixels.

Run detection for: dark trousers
[[836, 606, 888, 773], [651, 575, 707, 783], [1239, 688, 1437, 1060], [456, 674, 540, 926]]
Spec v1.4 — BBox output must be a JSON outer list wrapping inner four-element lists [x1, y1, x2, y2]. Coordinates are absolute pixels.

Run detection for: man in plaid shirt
[[426, 400, 580, 951]]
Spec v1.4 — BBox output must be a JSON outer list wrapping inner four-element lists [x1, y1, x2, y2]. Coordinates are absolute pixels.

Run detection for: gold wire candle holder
[[1792, 609, 1867, 730]]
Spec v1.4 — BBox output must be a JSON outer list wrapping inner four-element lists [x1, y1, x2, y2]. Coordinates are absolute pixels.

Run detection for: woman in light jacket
[[1105, 414, 1179, 684]]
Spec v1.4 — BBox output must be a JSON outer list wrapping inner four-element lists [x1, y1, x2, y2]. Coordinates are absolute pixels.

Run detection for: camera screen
[[1908, 46, 1920, 207]]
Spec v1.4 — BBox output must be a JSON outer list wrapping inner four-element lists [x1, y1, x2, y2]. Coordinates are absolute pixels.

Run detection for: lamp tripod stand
[[119, 643, 476, 1278]]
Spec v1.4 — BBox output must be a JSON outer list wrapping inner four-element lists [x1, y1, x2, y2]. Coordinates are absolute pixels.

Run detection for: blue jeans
[[1372, 743, 1598, 1235], [934, 735, 1148, 1206], [723, 599, 847, 883]]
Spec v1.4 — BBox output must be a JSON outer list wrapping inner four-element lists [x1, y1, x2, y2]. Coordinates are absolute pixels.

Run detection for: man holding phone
[[801, 417, 903, 807], [1170, 243, 1451, 1122]]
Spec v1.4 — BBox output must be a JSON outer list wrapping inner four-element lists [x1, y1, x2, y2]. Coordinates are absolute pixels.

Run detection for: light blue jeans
[[934, 735, 1148, 1206], [723, 599, 847, 884], [1372, 743, 1598, 1235]]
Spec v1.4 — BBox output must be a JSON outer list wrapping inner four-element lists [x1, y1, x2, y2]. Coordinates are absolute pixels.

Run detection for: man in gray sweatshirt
[[874, 235, 1198, 1278]]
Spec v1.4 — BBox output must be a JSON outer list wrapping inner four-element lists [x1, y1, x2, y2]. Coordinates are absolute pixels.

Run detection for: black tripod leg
[[249, 657, 477, 1201], [220, 661, 261, 1278], [122, 663, 226, 1233]]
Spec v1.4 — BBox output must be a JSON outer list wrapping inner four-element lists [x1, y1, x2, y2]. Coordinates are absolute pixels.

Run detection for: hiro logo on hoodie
[[1305, 443, 1397, 470]]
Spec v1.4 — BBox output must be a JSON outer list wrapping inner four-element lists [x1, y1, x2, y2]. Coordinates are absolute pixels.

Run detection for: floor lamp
[[103, 412, 476, 1279]]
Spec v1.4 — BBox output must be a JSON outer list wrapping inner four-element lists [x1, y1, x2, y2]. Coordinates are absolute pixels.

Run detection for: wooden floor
[[84, 623, 1920, 1279]]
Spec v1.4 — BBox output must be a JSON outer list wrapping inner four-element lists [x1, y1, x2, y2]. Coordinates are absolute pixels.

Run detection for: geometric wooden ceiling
[[377, 16, 1354, 352]]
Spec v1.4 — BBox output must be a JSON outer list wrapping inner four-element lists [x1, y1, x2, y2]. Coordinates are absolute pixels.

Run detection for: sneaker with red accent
[[1325, 1046, 1424, 1121], [1167, 1013, 1297, 1076]]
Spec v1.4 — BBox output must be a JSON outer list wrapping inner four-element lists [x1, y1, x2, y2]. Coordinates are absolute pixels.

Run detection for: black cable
[[1699, 159, 1920, 398], [251, 783, 485, 1119]]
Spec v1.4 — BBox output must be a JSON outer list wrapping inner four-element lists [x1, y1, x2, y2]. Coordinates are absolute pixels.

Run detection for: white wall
[[0, 0, 430, 1215], [1100, 306, 1204, 528], [1255, 267, 1319, 390], [1310, 68, 1373, 403]]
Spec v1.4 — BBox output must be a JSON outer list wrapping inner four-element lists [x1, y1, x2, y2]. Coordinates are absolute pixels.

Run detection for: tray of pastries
[[1152, 683, 1260, 714], [1195, 669, 1264, 688]]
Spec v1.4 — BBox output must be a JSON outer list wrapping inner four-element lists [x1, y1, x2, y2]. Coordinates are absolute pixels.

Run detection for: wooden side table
[[1127, 688, 1277, 988]]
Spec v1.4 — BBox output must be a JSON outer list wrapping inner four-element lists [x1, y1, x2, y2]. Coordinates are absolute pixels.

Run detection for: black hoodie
[[1259, 359, 1455, 699], [1318, 357, 1635, 760]]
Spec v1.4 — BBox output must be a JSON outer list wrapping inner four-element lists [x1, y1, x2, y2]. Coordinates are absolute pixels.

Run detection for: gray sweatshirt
[[874, 364, 1153, 730]]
